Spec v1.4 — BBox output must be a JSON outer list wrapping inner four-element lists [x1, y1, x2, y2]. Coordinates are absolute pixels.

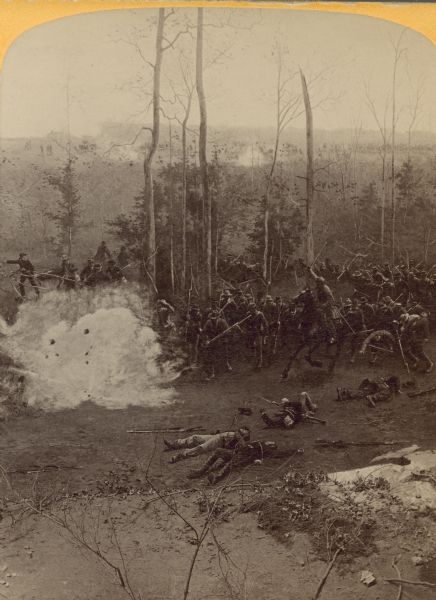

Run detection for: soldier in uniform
[[260, 391, 317, 428], [245, 302, 268, 369], [165, 427, 251, 463], [400, 311, 433, 373], [308, 266, 337, 343], [186, 304, 202, 366], [86, 263, 109, 287], [80, 258, 94, 285], [337, 376, 401, 406], [117, 246, 129, 269], [262, 295, 278, 363], [202, 310, 232, 380], [342, 298, 366, 363], [6, 253, 40, 298], [106, 259, 124, 282], [94, 241, 112, 264]]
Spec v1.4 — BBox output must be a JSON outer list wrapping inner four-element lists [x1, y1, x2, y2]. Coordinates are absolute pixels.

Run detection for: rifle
[[127, 426, 204, 434], [407, 385, 436, 399], [205, 315, 251, 346], [272, 305, 282, 356], [396, 331, 410, 374], [315, 438, 410, 449]]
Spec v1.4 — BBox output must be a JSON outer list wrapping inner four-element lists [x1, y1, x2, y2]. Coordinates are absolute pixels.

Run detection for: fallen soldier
[[260, 392, 319, 429], [336, 375, 401, 407], [164, 427, 251, 463], [188, 441, 303, 484]]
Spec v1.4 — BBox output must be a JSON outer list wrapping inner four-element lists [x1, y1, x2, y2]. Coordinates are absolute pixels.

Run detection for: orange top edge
[[0, 1, 434, 68]]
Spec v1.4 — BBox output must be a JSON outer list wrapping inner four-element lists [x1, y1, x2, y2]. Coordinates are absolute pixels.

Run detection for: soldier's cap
[[19, 252, 27, 258], [191, 304, 200, 310], [108, 259, 115, 264], [87, 258, 94, 262], [209, 310, 219, 318], [265, 295, 273, 301], [344, 298, 352, 306], [94, 263, 102, 268], [222, 289, 232, 297], [280, 397, 290, 406], [238, 427, 251, 440]]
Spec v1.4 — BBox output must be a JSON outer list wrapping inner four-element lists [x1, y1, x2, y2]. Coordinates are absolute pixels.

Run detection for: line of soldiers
[[179, 261, 433, 377], [5, 242, 130, 298]]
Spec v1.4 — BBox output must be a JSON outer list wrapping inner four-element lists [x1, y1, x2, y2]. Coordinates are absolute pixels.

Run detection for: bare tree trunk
[[180, 108, 190, 293], [196, 7, 211, 299], [143, 8, 165, 286], [300, 69, 315, 266], [391, 32, 405, 265], [381, 153, 386, 263], [168, 120, 175, 295]]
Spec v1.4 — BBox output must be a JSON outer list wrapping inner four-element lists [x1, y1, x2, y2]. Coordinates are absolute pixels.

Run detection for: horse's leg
[[306, 337, 324, 368], [281, 341, 305, 379], [328, 339, 343, 373]]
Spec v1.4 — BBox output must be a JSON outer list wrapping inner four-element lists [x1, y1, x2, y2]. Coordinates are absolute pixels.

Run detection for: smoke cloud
[[2, 285, 177, 410]]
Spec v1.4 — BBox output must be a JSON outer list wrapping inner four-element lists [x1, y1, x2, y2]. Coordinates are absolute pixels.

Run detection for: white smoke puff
[[5, 284, 178, 410]]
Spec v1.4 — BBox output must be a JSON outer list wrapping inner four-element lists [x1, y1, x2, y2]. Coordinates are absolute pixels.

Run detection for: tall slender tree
[[195, 7, 212, 298], [300, 69, 315, 266]]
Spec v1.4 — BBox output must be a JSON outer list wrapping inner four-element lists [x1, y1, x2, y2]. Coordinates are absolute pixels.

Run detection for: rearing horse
[[281, 289, 349, 379]]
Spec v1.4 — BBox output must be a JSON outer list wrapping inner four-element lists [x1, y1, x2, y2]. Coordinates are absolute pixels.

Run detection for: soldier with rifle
[[262, 295, 278, 364], [245, 302, 269, 370], [400, 310, 433, 373], [80, 258, 94, 284], [186, 304, 202, 366], [5, 252, 40, 299], [202, 310, 232, 380]]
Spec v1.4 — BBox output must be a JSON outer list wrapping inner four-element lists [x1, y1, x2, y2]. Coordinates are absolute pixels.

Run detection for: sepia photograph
[[1, 2, 436, 599]]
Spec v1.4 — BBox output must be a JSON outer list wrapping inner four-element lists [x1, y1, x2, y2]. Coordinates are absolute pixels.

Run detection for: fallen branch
[[313, 548, 341, 600], [385, 578, 436, 589], [391, 557, 402, 600]]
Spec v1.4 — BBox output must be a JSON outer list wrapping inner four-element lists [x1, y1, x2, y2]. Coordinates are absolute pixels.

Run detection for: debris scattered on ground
[[360, 570, 377, 586], [412, 556, 425, 566]]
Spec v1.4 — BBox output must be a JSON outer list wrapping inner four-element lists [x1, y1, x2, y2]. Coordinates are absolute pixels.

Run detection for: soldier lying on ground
[[336, 375, 401, 406], [164, 426, 251, 463], [187, 440, 301, 484], [260, 391, 318, 429]]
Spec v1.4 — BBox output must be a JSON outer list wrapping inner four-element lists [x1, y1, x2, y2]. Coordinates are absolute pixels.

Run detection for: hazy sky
[[1, 7, 436, 138]]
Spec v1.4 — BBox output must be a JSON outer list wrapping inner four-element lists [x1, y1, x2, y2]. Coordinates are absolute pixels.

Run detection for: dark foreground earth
[[1, 340, 436, 600]]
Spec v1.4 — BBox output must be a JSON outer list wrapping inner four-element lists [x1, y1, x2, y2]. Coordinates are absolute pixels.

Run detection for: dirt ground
[[1, 335, 436, 600]]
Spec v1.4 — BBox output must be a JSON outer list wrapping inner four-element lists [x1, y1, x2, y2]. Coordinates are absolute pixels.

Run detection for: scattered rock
[[361, 570, 377, 586], [49, 339, 56, 345], [412, 556, 425, 566]]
